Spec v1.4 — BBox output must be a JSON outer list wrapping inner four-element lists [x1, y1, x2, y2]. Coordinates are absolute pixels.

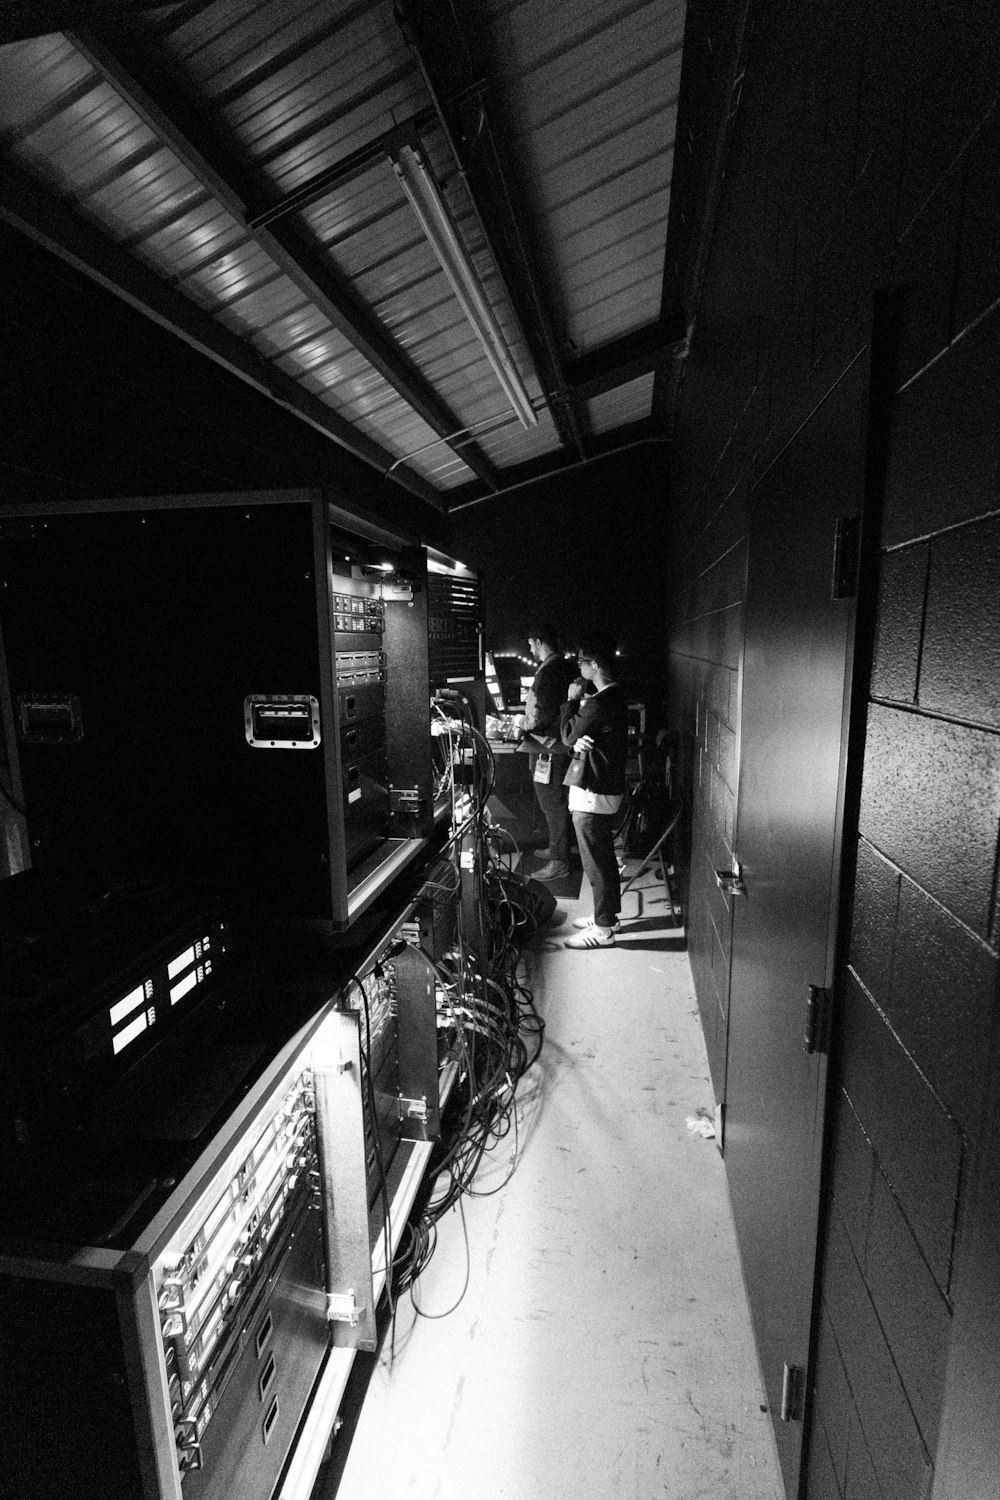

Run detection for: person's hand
[[567, 677, 586, 701], [574, 734, 595, 753]]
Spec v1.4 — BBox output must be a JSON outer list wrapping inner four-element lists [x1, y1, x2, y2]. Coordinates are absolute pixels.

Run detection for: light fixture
[[496, 651, 536, 668], [387, 129, 538, 430]]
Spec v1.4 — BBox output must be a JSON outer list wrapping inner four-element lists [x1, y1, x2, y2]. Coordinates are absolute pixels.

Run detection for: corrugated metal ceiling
[[0, 0, 687, 510]]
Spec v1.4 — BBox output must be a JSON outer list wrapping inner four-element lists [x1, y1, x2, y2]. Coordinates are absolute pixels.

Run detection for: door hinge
[[831, 515, 861, 599], [781, 1362, 804, 1422], [804, 985, 830, 1055]]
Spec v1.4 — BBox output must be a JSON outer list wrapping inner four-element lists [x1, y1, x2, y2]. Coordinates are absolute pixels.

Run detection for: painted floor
[[328, 863, 785, 1500]]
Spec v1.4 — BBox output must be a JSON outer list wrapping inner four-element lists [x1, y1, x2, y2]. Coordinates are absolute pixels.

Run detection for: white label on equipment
[[110, 984, 146, 1027], [113, 1011, 148, 1054]]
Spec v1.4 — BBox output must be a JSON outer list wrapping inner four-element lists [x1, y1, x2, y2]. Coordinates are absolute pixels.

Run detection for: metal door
[[723, 347, 870, 1496]]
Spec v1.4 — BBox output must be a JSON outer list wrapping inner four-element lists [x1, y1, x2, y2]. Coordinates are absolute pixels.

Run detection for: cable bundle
[[387, 692, 549, 1319]]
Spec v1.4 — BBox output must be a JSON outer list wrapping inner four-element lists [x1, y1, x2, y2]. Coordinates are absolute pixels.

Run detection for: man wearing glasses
[[559, 633, 629, 947]]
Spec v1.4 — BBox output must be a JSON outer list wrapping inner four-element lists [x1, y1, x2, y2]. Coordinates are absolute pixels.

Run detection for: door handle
[[715, 868, 747, 897]]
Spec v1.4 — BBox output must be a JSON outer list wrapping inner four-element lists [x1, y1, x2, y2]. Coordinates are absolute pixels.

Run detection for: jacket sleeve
[[525, 660, 569, 736], [560, 693, 599, 748]]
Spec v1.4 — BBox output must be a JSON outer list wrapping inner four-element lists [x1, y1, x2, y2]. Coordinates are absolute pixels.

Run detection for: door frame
[[720, 309, 881, 1495]]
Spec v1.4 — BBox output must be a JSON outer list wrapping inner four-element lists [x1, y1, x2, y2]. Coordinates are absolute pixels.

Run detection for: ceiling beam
[[565, 324, 688, 403], [69, 22, 503, 493], [0, 159, 444, 510]]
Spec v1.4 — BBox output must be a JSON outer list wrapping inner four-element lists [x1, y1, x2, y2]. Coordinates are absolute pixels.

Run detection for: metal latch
[[399, 1094, 428, 1125], [715, 860, 747, 897], [327, 1289, 363, 1326], [390, 786, 422, 814]]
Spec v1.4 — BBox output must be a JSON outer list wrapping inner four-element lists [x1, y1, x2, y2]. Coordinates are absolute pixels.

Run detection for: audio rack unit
[[0, 895, 445, 1500], [158, 1065, 324, 1499], [0, 491, 439, 932], [0, 873, 235, 1197], [426, 553, 482, 689]]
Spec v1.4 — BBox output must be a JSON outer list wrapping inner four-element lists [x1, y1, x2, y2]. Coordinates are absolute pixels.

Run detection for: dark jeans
[[571, 810, 621, 927], [533, 762, 572, 863]]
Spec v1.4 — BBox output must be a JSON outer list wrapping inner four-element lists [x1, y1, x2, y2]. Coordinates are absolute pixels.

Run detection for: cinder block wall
[[665, 2, 1000, 1495]]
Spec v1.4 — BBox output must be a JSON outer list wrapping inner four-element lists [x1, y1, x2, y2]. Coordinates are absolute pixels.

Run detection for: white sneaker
[[565, 926, 616, 949], [571, 916, 622, 931]]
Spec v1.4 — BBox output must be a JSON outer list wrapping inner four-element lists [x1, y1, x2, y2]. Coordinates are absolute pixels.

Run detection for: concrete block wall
[[666, 1, 1000, 1493]]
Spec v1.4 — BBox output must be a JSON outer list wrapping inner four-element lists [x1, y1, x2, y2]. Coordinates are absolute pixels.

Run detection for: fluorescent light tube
[[389, 136, 538, 429]]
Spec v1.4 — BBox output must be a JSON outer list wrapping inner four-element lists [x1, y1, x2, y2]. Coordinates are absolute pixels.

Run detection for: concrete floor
[[331, 862, 784, 1500]]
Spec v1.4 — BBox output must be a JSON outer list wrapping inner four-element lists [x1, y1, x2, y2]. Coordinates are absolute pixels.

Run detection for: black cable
[[383, 704, 548, 1326]]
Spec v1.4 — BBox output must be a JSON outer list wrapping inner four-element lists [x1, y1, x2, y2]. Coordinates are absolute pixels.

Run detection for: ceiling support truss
[[0, 159, 441, 508], [66, 20, 504, 493]]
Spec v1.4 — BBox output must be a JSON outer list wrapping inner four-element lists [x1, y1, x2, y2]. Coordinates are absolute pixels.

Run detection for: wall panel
[[665, 2, 1000, 1493]]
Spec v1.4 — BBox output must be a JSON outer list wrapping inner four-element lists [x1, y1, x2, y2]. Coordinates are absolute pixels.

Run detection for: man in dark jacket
[[559, 631, 629, 947], [520, 623, 577, 879]]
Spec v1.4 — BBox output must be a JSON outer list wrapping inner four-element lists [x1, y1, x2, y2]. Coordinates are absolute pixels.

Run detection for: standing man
[[560, 632, 629, 947], [520, 623, 576, 880]]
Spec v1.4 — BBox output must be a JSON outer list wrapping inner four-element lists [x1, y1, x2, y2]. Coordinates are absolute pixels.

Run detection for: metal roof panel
[[586, 371, 656, 435], [0, 1, 686, 502]]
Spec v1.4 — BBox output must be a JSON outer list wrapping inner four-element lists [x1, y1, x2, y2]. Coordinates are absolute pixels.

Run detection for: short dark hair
[[528, 621, 561, 650], [576, 632, 617, 675]]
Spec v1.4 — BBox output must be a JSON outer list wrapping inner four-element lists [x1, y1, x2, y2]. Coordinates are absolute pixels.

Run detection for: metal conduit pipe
[[448, 437, 671, 513]]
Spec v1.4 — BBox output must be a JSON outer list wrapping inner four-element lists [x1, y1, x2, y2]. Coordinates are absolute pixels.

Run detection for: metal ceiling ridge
[[0, 0, 691, 499], [447, 434, 671, 512], [0, 158, 444, 509], [493, 0, 666, 77], [205, 0, 376, 110], [246, 106, 436, 230], [64, 20, 502, 491], [0, 71, 97, 153], [246, 61, 420, 171], [518, 41, 685, 136], [543, 141, 676, 225]]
